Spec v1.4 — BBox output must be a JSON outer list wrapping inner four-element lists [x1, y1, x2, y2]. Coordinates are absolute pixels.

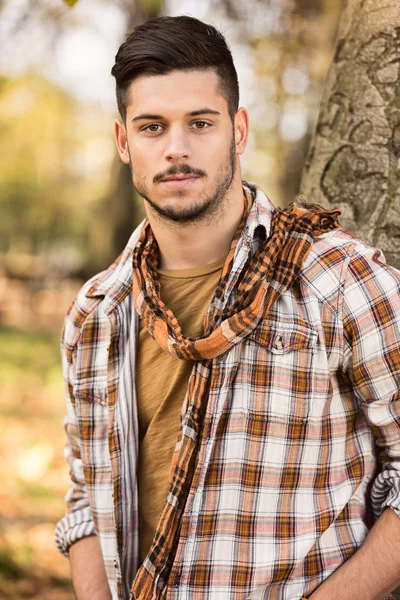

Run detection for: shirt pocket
[[234, 317, 318, 423], [73, 383, 108, 406], [72, 380, 109, 453], [72, 382, 110, 484]]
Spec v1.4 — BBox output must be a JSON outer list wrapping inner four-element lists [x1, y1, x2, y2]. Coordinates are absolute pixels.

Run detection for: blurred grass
[[0, 325, 74, 599]]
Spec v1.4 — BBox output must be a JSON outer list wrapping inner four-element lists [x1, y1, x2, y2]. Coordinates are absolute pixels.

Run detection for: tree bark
[[300, 0, 400, 269]]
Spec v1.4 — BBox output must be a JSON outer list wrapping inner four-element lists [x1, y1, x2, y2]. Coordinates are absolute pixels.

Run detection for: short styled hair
[[111, 15, 239, 123]]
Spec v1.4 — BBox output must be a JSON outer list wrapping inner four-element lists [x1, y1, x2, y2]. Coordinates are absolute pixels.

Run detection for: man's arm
[[311, 245, 400, 600], [54, 308, 108, 596], [309, 508, 400, 599], [54, 322, 96, 556], [69, 536, 112, 600]]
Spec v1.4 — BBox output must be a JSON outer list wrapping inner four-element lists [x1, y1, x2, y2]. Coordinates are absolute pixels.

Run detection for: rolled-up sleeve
[[342, 243, 400, 518], [54, 322, 95, 556]]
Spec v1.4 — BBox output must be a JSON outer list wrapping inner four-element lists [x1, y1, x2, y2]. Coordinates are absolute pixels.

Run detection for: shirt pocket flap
[[73, 380, 108, 406], [249, 318, 317, 353]]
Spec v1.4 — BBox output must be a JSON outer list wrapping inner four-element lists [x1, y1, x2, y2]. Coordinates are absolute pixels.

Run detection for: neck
[[145, 178, 246, 270]]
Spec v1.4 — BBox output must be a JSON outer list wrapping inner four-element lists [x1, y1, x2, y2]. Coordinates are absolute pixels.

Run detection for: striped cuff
[[371, 468, 400, 519], [54, 505, 95, 557]]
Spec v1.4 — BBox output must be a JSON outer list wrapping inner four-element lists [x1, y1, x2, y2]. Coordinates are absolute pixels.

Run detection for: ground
[[0, 325, 74, 599]]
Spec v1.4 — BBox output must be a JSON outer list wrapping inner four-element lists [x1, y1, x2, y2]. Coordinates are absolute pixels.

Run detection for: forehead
[[127, 69, 227, 117]]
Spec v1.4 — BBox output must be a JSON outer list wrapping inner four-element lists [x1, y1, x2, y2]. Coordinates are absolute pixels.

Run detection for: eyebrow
[[131, 108, 221, 123]]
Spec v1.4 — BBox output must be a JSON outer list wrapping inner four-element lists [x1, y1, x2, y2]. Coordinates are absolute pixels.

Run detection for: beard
[[129, 133, 237, 225]]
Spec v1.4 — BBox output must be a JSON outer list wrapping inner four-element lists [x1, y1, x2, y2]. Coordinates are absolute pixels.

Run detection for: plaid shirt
[[55, 185, 400, 600]]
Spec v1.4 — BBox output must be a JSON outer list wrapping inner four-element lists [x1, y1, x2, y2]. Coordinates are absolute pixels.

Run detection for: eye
[[143, 123, 163, 133], [192, 120, 211, 130]]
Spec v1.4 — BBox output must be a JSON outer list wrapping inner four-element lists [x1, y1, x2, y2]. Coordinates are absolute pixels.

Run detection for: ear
[[114, 119, 130, 165], [234, 107, 249, 156]]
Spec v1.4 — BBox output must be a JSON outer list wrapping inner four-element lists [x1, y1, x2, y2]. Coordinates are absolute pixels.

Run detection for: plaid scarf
[[130, 189, 340, 600]]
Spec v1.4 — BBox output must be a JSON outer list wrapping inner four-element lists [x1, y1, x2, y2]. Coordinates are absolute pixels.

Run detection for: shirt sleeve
[[54, 321, 96, 556], [342, 243, 400, 518]]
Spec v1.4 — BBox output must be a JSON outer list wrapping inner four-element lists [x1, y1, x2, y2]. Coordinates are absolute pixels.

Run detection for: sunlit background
[[0, 1, 341, 597]]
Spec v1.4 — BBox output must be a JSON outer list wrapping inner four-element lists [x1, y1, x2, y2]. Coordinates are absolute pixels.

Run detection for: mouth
[[159, 175, 200, 189]]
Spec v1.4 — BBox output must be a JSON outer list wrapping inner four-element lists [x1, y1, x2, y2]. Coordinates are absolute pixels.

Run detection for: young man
[[55, 15, 400, 600]]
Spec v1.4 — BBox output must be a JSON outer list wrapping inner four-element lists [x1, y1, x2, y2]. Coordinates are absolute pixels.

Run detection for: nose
[[163, 125, 191, 162]]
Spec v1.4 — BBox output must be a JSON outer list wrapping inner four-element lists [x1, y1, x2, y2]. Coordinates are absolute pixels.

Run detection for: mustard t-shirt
[[136, 257, 225, 562]]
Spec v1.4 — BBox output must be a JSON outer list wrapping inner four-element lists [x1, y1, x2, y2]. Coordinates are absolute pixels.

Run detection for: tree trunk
[[301, 5, 400, 595], [299, 0, 400, 269]]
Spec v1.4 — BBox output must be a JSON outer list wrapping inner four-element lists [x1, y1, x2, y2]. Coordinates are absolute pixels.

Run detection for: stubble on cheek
[[128, 157, 151, 200]]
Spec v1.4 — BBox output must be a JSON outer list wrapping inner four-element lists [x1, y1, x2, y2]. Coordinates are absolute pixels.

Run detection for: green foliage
[[0, 325, 60, 386], [0, 73, 116, 273], [0, 549, 24, 580], [143, 0, 163, 19]]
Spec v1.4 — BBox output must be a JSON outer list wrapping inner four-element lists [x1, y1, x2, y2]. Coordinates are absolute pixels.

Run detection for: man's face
[[115, 69, 243, 224]]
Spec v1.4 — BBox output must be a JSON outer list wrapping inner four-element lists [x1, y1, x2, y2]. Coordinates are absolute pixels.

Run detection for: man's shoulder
[[299, 226, 388, 310], [304, 225, 359, 267], [62, 218, 145, 351], [61, 268, 113, 352], [305, 225, 400, 281]]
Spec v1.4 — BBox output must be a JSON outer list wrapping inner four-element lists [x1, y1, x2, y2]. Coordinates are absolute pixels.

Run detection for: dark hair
[[111, 15, 239, 123]]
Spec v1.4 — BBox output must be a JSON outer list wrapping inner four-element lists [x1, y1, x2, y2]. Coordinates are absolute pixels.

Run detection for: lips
[[160, 176, 200, 188], [161, 175, 198, 182]]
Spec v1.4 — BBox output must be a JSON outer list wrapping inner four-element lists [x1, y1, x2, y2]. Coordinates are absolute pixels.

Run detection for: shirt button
[[274, 335, 284, 351]]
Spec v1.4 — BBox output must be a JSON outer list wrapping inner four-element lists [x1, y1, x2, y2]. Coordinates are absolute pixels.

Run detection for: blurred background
[[0, 0, 343, 598]]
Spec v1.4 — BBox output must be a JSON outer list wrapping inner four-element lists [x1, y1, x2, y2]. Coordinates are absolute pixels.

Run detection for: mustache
[[153, 164, 207, 183]]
